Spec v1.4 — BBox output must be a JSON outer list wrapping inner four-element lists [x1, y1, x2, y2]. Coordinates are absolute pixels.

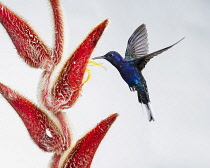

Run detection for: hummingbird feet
[[129, 86, 137, 92]]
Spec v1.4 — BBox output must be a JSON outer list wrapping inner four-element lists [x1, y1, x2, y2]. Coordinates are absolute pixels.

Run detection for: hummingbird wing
[[125, 24, 149, 61], [135, 37, 185, 71]]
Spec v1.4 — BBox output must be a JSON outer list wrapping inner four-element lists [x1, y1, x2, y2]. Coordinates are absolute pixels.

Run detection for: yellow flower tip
[[83, 68, 92, 85], [83, 60, 107, 85], [88, 60, 107, 70]]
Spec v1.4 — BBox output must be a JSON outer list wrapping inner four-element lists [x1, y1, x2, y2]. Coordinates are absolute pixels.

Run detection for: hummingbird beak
[[92, 55, 106, 60]]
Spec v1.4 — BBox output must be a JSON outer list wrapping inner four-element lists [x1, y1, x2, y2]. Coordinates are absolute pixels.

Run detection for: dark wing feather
[[136, 37, 185, 71], [125, 24, 149, 60]]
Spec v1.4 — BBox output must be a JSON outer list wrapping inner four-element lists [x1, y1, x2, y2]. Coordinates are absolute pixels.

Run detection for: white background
[[0, 0, 210, 167]]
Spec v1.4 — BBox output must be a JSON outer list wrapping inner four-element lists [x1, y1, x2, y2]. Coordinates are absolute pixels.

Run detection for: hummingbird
[[93, 24, 184, 121]]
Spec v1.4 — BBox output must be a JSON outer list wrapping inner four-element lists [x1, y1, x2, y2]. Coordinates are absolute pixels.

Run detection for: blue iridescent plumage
[[93, 24, 184, 121]]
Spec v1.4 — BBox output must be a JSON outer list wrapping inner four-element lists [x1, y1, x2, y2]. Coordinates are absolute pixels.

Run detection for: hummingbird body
[[105, 51, 145, 91], [105, 52, 141, 87], [93, 24, 184, 121]]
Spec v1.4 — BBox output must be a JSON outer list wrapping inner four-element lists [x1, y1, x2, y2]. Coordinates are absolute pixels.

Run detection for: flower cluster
[[0, 0, 118, 167]]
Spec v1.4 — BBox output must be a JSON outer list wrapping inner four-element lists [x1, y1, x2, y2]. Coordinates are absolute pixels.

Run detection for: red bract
[[0, 2, 52, 69], [51, 20, 108, 111], [50, 113, 118, 168], [40, 20, 109, 112], [62, 113, 118, 168], [0, 0, 118, 168], [0, 83, 66, 153]]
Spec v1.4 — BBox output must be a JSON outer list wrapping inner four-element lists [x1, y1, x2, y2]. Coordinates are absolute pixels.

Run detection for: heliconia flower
[[50, 113, 118, 168], [0, 0, 117, 167], [39, 19, 108, 112]]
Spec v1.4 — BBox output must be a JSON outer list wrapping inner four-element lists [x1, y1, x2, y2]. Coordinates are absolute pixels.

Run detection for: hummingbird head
[[93, 51, 123, 63]]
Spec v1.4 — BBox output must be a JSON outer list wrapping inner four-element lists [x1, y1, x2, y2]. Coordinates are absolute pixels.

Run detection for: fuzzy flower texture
[[0, 0, 118, 167]]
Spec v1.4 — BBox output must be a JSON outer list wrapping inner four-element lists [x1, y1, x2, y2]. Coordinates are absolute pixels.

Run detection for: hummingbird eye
[[106, 52, 115, 58], [110, 53, 115, 57], [107, 54, 112, 58]]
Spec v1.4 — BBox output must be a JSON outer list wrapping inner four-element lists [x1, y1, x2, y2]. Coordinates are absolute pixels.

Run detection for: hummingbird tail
[[137, 87, 154, 121], [143, 103, 155, 122]]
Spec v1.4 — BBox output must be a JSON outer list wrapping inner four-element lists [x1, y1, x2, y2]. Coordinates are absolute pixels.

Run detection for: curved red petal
[[0, 3, 52, 69], [49, 19, 108, 111], [62, 113, 118, 168], [0, 83, 69, 153]]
